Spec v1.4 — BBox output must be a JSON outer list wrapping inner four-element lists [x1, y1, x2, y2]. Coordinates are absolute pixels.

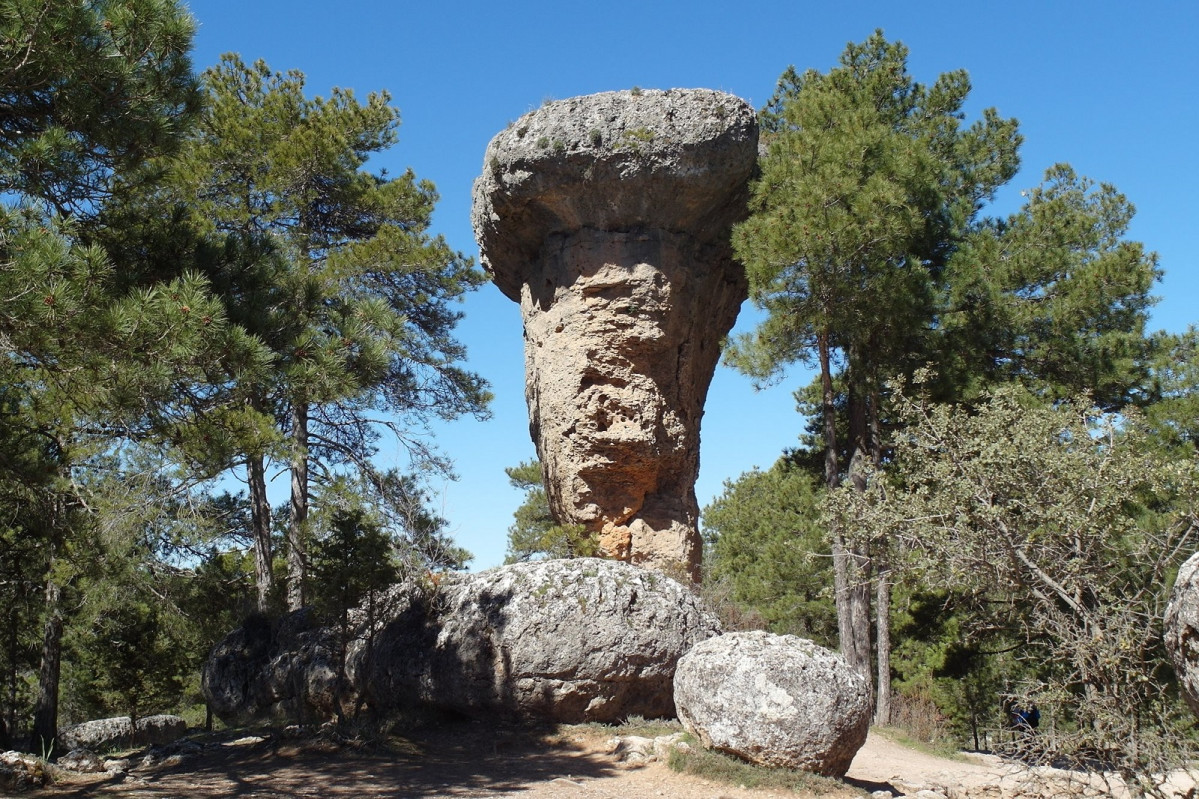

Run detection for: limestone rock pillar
[[472, 89, 758, 581]]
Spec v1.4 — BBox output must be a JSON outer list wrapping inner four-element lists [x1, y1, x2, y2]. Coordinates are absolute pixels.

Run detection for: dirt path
[[31, 723, 1087, 798]]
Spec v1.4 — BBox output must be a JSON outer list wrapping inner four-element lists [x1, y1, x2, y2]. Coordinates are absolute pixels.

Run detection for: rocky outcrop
[[361, 558, 720, 722], [673, 631, 870, 777], [0, 751, 44, 793], [202, 609, 346, 727], [56, 748, 106, 773], [204, 559, 720, 726], [131, 715, 188, 747], [1165, 551, 1199, 717], [58, 714, 189, 753], [472, 89, 758, 581]]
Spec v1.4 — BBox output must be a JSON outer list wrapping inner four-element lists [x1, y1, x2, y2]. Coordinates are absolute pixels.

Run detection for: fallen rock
[[59, 716, 132, 753], [472, 89, 758, 581], [0, 751, 45, 793], [56, 748, 106, 773], [202, 608, 346, 726], [608, 732, 687, 765], [1165, 551, 1199, 717], [362, 558, 721, 723], [673, 631, 870, 777], [133, 714, 188, 746], [59, 714, 189, 753], [139, 738, 204, 770], [205, 560, 720, 726], [102, 757, 130, 774]]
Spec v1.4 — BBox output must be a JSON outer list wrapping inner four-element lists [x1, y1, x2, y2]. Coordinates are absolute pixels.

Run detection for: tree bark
[[287, 400, 309, 612], [821, 333, 872, 683], [818, 333, 839, 491], [874, 565, 892, 725], [247, 451, 273, 612], [31, 557, 63, 756], [868, 385, 892, 725]]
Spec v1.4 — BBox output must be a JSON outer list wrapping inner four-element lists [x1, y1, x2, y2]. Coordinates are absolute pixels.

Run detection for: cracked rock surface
[[673, 631, 871, 778], [472, 89, 757, 580]]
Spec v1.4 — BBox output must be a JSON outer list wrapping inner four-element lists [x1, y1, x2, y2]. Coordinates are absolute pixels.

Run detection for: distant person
[[1005, 698, 1040, 734]]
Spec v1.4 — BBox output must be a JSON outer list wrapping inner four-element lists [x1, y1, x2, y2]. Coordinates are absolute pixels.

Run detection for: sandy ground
[[31, 721, 1162, 799]]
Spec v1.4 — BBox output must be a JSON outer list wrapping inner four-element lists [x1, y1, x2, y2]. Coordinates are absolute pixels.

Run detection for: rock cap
[[472, 88, 757, 300]]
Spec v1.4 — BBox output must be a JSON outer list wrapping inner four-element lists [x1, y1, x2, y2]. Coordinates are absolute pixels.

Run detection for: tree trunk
[[31, 561, 63, 756], [874, 565, 892, 725], [821, 334, 872, 683], [818, 333, 839, 491], [287, 400, 309, 612], [7, 606, 18, 747], [869, 385, 892, 725], [247, 452, 273, 612]]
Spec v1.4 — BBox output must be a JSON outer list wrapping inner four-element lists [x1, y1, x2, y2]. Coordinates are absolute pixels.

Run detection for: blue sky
[[184, 0, 1199, 569]]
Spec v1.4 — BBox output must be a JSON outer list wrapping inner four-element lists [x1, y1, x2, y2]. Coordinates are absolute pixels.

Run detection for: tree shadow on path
[[40, 720, 623, 798]]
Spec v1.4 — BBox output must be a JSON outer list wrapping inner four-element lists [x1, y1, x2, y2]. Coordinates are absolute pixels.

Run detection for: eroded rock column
[[472, 89, 757, 581]]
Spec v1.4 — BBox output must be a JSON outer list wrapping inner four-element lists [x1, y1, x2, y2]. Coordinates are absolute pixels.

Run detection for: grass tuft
[[666, 733, 857, 795]]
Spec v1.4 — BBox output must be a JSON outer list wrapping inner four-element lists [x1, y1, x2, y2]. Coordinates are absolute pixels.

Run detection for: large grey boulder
[[132, 714, 188, 746], [204, 559, 720, 726], [673, 631, 870, 777], [58, 714, 188, 753], [472, 89, 758, 581], [1165, 551, 1199, 717], [202, 609, 345, 727], [361, 558, 721, 722]]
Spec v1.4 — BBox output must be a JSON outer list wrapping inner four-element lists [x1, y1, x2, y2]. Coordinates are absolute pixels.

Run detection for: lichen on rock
[[673, 630, 871, 777]]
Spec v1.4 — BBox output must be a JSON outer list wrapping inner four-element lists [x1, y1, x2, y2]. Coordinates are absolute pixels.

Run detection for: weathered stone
[[673, 631, 870, 777], [139, 739, 204, 770], [472, 89, 758, 581], [57, 748, 106, 773], [608, 731, 688, 765], [204, 560, 719, 726], [202, 609, 346, 726], [58, 714, 189, 753], [59, 716, 133, 753], [0, 750, 44, 793], [361, 558, 721, 723], [134, 714, 188, 747], [1165, 551, 1199, 717]]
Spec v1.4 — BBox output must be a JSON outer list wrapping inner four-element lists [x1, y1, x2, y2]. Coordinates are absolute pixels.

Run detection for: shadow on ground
[[40, 719, 622, 798]]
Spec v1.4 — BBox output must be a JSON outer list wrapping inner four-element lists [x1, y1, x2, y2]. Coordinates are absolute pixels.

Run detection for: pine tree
[[938, 163, 1160, 409], [1, 0, 268, 750], [166, 55, 490, 610], [503, 460, 592, 563], [730, 31, 1020, 716]]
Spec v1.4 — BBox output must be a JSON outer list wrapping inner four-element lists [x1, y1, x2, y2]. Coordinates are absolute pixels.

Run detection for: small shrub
[[588, 129, 602, 147], [889, 691, 954, 747], [616, 127, 655, 155], [617, 716, 681, 739], [536, 136, 549, 150]]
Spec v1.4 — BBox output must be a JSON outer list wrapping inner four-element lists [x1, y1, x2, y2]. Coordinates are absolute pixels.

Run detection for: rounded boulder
[[673, 631, 870, 777], [363, 558, 721, 722]]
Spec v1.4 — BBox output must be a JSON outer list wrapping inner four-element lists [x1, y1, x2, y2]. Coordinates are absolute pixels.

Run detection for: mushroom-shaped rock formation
[[472, 89, 758, 581]]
